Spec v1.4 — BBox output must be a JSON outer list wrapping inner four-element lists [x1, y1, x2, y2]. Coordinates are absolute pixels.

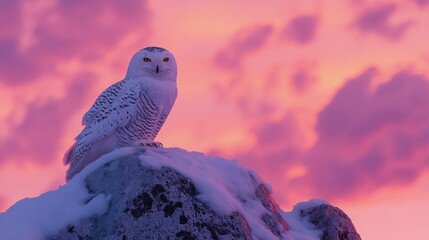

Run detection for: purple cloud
[[33, 0, 151, 60], [0, 0, 151, 85], [290, 68, 317, 92], [282, 15, 318, 44], [303, 68, 429, 199], [318, 68, 429, 142], [0, 0, 21, 39], [354, 3, 413, 40], [213, 67, 429, 204], [413, 0, 429, 6], [316, 68, 376, 141], [214, 25, 274, 70], [0, 73, 96, 165]]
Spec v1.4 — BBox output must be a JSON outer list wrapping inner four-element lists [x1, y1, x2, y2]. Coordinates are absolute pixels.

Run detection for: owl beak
[[156, 65, 160, 74]]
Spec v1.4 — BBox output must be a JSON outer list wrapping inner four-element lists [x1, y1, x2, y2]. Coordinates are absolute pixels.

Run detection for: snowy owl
[[63, 47, 178, 181]]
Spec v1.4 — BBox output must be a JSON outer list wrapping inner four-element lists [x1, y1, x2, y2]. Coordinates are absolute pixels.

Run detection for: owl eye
[[143, 57, 151, 62], [163, 57, 169, 62]]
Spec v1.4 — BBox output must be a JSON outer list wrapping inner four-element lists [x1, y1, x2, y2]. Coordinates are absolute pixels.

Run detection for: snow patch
[[281, 199, 329, 240], [0, 148, 135, 240], [293, 198, 329, 212]]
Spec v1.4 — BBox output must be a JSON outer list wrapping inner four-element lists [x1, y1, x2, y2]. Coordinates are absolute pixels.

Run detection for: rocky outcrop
[[1, 147, 362, 240], [299, 204, 361, 240], [51, 151, 288, 240]]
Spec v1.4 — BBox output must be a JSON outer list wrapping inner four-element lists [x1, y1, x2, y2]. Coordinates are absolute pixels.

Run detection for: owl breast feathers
[[63, 47, 178, 181]]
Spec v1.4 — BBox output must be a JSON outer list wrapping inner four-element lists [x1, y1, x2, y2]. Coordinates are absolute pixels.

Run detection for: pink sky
[[1, 0, 429, 239]]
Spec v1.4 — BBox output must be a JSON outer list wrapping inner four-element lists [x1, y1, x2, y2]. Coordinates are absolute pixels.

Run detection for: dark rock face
[[299, 204, 361, 240], [256, 184, 289, 237], [51, 154, 287, 240]]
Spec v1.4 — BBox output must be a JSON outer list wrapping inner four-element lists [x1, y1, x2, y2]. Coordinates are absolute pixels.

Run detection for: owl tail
[[63, 141, 77, 165]]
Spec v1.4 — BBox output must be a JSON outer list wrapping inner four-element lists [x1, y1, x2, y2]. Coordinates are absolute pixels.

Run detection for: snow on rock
[[51, 147, 289, 239], [135, 147, 290, 238], [0, 147, 361, 240], [282, 200, 330, 240], [0, 147, 127, 240], [294, 203, 362, 240]]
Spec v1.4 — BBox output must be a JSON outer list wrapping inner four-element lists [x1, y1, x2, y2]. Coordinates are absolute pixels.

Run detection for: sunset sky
[[1, 0, 429, 239]]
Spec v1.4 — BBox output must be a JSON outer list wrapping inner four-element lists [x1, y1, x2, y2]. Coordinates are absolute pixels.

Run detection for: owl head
[[126, 47, 177, 81]]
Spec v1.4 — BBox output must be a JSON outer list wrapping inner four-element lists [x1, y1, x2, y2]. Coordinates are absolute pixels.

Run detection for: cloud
[[214, 67, 429, 204], [0, 0, 151, 85], [0, 0, 21, 39], [0, 73, 96, 165], [316, 68, 429, 143], [0, 0, 33, 84], [290, 67, 317, 93], [282, 15, 318, 44], [302, 68, 429, 199], [413, 0, 429, 7], [33, 0, 151, 61], [353, 3, 413, 40], [211, 24, 279, 120], [214, 25, 274, 70], [315, 68, 377, 141]]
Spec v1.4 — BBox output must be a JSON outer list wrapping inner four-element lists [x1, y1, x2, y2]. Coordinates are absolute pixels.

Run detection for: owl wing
[[152, 112, 170, 138], [81, 80, 127, 126], [76, 83, 141, 144]]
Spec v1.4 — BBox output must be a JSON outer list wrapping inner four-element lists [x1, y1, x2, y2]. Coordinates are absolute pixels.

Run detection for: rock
[[51, 150, 289, 240], [256, 184, 289, 237], [1, 147, 362, 240], [299, 204, 361, 240]]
